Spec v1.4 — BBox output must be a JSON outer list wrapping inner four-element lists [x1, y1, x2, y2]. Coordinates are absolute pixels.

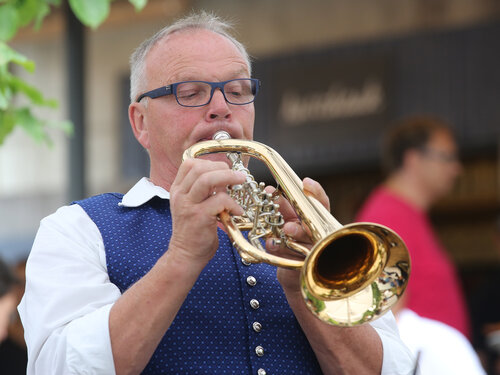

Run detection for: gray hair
[[129, 11, 251, 103]]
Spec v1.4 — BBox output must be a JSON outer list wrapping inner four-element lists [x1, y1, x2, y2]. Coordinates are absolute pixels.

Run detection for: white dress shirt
[[19, 177, 415, 375]]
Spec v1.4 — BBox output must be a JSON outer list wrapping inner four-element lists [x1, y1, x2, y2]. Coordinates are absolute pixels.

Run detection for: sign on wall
[[253, 22, 500, 176], [254, 52, 392, 175]]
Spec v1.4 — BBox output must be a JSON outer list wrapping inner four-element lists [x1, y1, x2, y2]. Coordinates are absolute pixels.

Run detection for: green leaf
[[33, 2, 51, 30], [9, 75, 58, 107], [0, 106, 73, 146], [0, 84, 13, 110], [69, 0, 110, 29], [129, 0, 148, 12], [0, 42, 35, 72], [48, 118, 73, 136], [0, 56, 56, 112], [17, 0, 40, 28], [17, 108, 73, 145], [16, 107, 51, 144], [0, 4, 19, 42], [0, 109, 15, 145]]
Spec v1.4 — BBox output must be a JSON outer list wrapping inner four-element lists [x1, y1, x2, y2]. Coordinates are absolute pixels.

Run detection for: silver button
[[250, 299, 260, 309], [252, 321, 262, 332], [255, 346, 265, 357], [241, 258, 251, 266], [257, 369, 266, 375], [246, 276, 257, 286]]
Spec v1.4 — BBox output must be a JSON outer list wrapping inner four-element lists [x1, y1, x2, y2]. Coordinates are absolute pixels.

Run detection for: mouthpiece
[[213, 131, 231, 140]]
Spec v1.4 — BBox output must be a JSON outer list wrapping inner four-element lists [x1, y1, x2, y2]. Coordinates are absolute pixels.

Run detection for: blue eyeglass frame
[[135, 78, 261, 107]]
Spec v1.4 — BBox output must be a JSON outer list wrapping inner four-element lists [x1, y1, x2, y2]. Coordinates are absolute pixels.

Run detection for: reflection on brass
[[183, 131, 410, 326]]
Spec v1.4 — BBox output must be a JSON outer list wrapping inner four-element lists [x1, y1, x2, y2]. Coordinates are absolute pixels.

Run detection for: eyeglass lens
[[176, 79, 255, 106], [421, 147, 458, 163]]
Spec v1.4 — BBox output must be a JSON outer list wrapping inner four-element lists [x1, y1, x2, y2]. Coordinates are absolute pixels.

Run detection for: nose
[[206, 88, 231, 120]]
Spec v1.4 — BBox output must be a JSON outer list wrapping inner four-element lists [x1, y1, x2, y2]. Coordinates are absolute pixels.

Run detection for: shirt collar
[[119, 177, 170, 207]]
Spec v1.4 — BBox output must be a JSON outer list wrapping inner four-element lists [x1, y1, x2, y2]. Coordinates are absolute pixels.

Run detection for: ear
[[129, 102, 150, 150]]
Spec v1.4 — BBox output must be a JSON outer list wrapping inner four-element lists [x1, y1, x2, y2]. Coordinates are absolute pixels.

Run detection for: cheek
[[241, 107, 255, 139], [430, 165, 455, 190], [150, 111, 196, 157], [444, 167, 460, 186], [419, 165, 437, 186], [149, 107, 181, 141]]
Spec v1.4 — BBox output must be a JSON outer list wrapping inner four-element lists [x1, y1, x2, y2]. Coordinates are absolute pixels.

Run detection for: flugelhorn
[[183, 131, 410, 326]]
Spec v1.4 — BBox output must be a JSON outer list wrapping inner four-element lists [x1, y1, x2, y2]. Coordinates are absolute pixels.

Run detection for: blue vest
[[76, 194, 323, 375]]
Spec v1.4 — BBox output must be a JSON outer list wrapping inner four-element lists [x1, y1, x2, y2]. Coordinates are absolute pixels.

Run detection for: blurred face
[[414, 129, 462, 201], [129, 29, 255, 188]]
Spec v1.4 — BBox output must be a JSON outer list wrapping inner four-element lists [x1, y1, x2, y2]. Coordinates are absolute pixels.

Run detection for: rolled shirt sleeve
[[19, 205, 121, 375], [371, 311, 416, 375]]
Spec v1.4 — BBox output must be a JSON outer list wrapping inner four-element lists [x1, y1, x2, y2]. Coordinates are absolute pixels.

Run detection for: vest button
[[255, 346, 265, 357], [252, 321, 262, 332], [250, 299, 260, 309], [241, 258, 252, 266], [257, 369, 267, 375], [246, 276, 257, 286]]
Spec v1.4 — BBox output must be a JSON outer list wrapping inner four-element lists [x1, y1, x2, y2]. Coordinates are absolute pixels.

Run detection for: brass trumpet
[[183, 131, 410, 326]]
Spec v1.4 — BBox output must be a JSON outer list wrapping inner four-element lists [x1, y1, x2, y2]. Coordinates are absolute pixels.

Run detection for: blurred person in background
[[469, 215, 500, 375], [356, 115, 471, 338], [0, 257, 18, 344], [0, 259, 27, 374], [391, 293, 485, 374]]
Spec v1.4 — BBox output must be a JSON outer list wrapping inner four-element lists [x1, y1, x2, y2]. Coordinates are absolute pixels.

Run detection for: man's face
[[416, 129, 462, 200], [130, 29, 255, 188]]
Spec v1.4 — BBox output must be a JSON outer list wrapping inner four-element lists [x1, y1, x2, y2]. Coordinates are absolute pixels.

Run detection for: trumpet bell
[[302, 223, 410, 326]]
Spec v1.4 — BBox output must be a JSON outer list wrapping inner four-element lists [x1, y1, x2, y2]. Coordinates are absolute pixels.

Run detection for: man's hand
[[266, 177, 331, 291], [168, 158, 245, 265]]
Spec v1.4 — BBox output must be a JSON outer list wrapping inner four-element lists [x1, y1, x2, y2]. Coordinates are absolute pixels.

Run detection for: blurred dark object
[[0, 337, 27, 374]]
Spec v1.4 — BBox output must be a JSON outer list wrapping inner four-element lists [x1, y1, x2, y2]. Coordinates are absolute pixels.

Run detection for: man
[[19, 12, 414, 374], [356, 115, 470, 338]]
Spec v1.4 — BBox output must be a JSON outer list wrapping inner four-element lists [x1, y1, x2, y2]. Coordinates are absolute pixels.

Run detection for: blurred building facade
[[1, 0, 499, 278]]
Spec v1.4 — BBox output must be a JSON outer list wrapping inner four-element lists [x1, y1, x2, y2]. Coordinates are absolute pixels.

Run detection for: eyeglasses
[[419, 146, 459, 163], [136, 78, 260, 107]]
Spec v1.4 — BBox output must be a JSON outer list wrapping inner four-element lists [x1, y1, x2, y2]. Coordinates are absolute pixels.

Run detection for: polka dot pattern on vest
[[76, 193, 323, 374]]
